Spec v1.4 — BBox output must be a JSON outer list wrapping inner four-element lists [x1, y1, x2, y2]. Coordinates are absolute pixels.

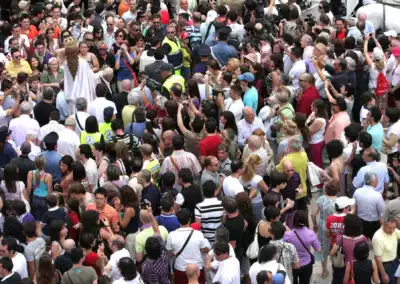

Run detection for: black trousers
[[382, 260, 399, 284], [361, 219, 381, 240], [293, 262, 313, 284]]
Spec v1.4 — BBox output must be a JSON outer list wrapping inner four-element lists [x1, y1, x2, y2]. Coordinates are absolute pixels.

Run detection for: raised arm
[[364, 37, 373, 67]]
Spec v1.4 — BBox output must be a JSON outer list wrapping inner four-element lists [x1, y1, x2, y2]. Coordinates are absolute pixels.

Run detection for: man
[[34, 87, 57, 127], [88, 83, 117, 123], [296, 73, 320, 117], [330, 58, 348, 92], [217, 144, 232, 176], [162, 24, 183, 75], [237, 107, 264, 147], [195, 180, 224, 243], [97, 41, 115, 69], [288, 47, 306, 92], [135, 208, 169, 263], [177, 105, 204, 159], [199, 118, 221, 165], [0, 257, 21, 284], [167, 209, 210, 283], [247, 135, 270, 177], [372, 218, 400, 284], [54, 239, 75, 274], [186, 12, 203, 53], [354, 172, 385, 240], [366, 106, 384, 152], [280, 160, 302, 222], [222, 160, 244, 197], [57, 117, 80, 159], [39, 110, 65, 141], [179, 168, 203, 221], [5, 48, 32, 78], [23, 222, 46, 278], [41, 132, 62, 184], [10, 142, 34, 185], [239, 72, 258, 113], [113, 79, 131, 120], [324, 97, 351, 144], [160, 135, 201, 188], [178, 0, 192, 17], [104, 236, 131, 281], [122, 0, 137, 22], [145, 15, 165, 42], [137, 169, 161, 216], [200, 156, 224, 192], [62, 247, 98, 284], [357, 12, 375, 36], [111, 119, 140, 155], [122, 92, 139, 128], [32, 40, 53, 72], [86, 187, 119, 233], [211, 242, 241, 283], [0, 237, 27, 279], [193, 45, 211, 74], [353, 147, 389, 194], [4, 24, 29, 54], [211, 26, 238, 67], [222, 84, 244, 122], [103, 16, 117, 48], [77, 145, 98, 193], [160, 63, 185, 99], [335, 18, 347, 40], [144, 48, 168, 90], [75, 97, 90, 136], [0, 81, 20, 127]]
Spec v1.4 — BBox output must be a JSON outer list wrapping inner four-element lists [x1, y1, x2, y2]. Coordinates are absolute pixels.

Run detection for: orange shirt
[[118, 2, 129, 16], [86, 203, 119, 228], [22, 25, 39, 41]]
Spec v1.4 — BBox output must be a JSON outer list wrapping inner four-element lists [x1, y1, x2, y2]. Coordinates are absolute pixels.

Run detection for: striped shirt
[[195, 198, 224, 243], [141, 236, 170, 284]]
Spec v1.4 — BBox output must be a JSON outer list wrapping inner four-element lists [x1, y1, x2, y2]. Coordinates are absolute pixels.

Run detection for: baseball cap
[[237, 72, 255, 83], [393, 46, 400, 57], [335, 196, 355, 210], [384, 30, 398, 38], [180, 32, 189, 39], [373, 47, 384, 61]]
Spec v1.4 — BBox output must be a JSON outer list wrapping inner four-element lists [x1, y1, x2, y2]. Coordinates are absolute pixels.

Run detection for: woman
[[207, 59, 222, 88], [30, 57, 40, 73], [93, 142, 110, 181], [59, 155, 74, 204], [93, 27, 104, 46], [0, 164, 25, 201], [81, 210, 114, 242], [40, 58, 64, 89], [35, 252, 61, 284], [26, 156, 53, 221], [0, 126, 17, 169], [343, 241, 379, 284], [114, 257, 142, 284], [79, 41, 100, 73], [249, 243, 290, 284], [311, 184, 338, 278], [115, 142, 131, 176], [80, 115, 104, 147], [72, 162, 90, 192], [294, 113, 310, 151], [81, 232, 106, 276], [49, 219, 68, 260], [264, 53, 283, 99], [132, 34, 145, 64], [240, 155, 269, 222], [185, 79, 201, 108], [119, 185, 140, 260], [112, 29, 128, 54], [330, 214, 368, 282], [226, 58, 241, 83], [284, 210, 321, 284], [277, 120, 299, 162], [244, 129, 274, 174], [250, 63, 265, 109], [45, 27, 59, 53], [115, 42, 136, 91], [306, 99, 326, 169], [325, 139, 345, 189]]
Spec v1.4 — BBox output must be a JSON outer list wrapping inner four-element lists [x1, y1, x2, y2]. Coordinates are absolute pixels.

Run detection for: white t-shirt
[[224, 98, 244, 122], [112, 275, 142, 284], [213, 256, 241, 284], [387, 120, 400, 153], [360, 106, 369, 127], [107, 248, 131, 280], [289, 60, 306, 90], [240, 175, 263, 204], [249, 260, 290, 284], [84, 158, 99, 191], [222, 175, 244, 197], [12, 252, 28, 279]]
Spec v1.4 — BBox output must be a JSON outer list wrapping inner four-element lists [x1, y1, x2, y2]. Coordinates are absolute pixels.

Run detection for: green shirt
[[40, 70, 64, 84], [62, 266, 97, 284]]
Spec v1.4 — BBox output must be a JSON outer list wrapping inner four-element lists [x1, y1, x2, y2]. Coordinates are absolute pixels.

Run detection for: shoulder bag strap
[[203, 21, 214, 44], [75, 112, 84, 131], [173, 230, 194, 269], [169, 155, 180, 172], [293, 230, 313, 258], [121, 57, 138, 87]]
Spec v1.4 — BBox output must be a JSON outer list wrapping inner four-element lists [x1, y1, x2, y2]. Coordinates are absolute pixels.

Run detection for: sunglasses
[[133, 29, 140, 31], [14, 55, 21, 59], [116, 34, 124, 38]]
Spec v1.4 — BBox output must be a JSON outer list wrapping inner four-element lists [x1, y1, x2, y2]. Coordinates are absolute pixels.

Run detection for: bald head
[[121, 79, 132, 92], [248, 135, 262, 150], [186, 263, 200, 280], [243, 107, 255, 123], [140, 209, 153, 224], [63, 239, 76, 252], [358, 12, 367, 21], [283, 159, 294, 177]]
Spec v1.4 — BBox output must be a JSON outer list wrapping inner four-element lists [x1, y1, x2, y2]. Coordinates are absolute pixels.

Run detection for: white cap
[[206, 10, 217, 23], [384, 30, 398, 38], [373, 47, 384, 61], [335, 196, 355, 210], [18, 0, 28, 9]]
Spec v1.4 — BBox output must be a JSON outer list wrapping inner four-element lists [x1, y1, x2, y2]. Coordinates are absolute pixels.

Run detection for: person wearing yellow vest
[[141, 144, 161, 184], [99, 107, 114, 142], [160, 63, 185, 99], [80, 115, 104, 147], [162, 25, 183, 76]]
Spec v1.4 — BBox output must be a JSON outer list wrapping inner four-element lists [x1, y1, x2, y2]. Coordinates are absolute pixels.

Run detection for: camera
[[212, 89, 224, 100], [140, 199, 151, 210]]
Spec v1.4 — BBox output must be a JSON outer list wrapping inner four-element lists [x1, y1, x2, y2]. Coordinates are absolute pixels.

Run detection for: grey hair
[[127, 92, 140, 105], [20, 101, 32, 114], [276, 88, 290, 104], [290, 137, 303, 152], [75, 97, 88, 111], [139, 169, 152, 183], [248, 135, 262, 150], [345, 57, 356, 72], [364, 172, 377, 186], [214, 226, 230, 243]]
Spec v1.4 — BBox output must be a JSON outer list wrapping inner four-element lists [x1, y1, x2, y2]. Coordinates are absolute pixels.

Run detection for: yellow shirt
[[276, 151, 308, 199], [122, 105, 136, 129], [135, 226, 169, 254], [5, 60, 32, 78], [372, 228, 400, 262], [181, 47, 191, 68]]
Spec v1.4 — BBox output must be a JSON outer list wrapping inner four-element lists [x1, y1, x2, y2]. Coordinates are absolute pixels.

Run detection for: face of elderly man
[[243, 108, 255, 124]]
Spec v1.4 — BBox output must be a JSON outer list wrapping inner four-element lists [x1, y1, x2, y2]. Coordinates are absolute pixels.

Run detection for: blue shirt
[[56, 91, 69, 121], [353, 161, 389, 193], [115, 52, 135, 81], [41, 150, 62, 183], [155, 214, 180, 232], [367, 123, 384, 151], [0, 142, 17, 168], [243, 86, 258, 113], [353, 185, 385, 222], [211, 42, 237, 67]]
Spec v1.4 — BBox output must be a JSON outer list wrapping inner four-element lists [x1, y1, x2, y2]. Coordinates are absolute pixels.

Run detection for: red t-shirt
[[84, 252, 101, 276], [326, 213, 345, 246], [297, 86, 320, 117], [199, 134, 222, 157], [67, 211, 80, 241]]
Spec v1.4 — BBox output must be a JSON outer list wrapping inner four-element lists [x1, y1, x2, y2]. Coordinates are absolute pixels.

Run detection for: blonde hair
[[33, 156, 47, 189], [283, 120, 298, 136], [242, 155, 261, 182], [375, 59, 385, 72]]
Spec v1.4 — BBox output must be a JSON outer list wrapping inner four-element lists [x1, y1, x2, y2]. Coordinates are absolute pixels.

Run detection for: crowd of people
[[0, 0, 399, 283]]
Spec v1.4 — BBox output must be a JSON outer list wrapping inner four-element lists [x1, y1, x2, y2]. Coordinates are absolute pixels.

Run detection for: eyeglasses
[[14, 55, 21, 59], [85, 38, 93, 41], [116, 34, 124, 38], [153, 21, 160, 24]]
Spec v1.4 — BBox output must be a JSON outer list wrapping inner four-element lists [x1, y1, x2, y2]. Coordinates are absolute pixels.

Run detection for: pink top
[[324, 111, 351, 144]]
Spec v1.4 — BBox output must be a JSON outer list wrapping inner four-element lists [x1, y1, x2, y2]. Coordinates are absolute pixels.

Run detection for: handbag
[[349, 261, 355, 284], [331, 236, 345, 268], [246, 221, 262, 259], [293, 230, 315, 265]]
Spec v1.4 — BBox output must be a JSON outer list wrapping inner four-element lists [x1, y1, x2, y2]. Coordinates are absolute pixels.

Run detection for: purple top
[[336, 234, 368, 263], [283, 227, 320, 266]]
